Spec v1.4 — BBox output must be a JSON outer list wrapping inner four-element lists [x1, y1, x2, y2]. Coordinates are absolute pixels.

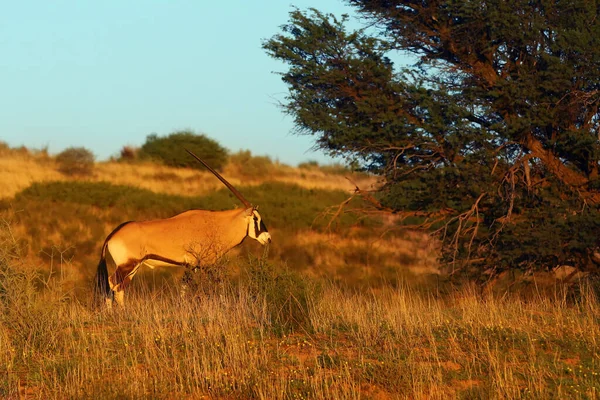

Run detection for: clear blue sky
[[0, 1, 358, 165]]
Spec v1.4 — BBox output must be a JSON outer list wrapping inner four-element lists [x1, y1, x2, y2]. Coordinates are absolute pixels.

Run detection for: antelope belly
[[142, 258, 182, 269]]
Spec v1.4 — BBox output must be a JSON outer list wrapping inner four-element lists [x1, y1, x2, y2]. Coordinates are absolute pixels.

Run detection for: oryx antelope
[[95, 149, 271, 307]]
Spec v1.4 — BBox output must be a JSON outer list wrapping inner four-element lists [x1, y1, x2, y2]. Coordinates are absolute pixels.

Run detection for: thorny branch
[[319, 177, 455, 232], [435, 192, 487, 274]]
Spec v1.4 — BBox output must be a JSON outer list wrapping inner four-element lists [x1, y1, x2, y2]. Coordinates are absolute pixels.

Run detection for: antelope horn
[[186, 149, 252, 209]]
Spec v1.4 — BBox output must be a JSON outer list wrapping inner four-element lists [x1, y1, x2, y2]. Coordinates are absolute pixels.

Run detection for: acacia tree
[[264, 1, 600, 275]]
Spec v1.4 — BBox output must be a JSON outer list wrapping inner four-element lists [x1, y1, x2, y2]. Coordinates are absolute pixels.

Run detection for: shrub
[[138, 130, 228, 171], [0, 141, 10, 155], [55, 147, 95, 176], [298, 160, 319, 169], [119, 145, 138, 161], [228, 150, 274, 179], [243, 256, 319, 334]]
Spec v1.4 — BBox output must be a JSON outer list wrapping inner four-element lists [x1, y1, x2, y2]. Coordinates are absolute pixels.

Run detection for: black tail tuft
[[94, 257, 111, 306]]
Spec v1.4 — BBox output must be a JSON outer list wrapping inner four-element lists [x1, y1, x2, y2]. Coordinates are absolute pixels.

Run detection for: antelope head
[[186, 149, 271, 245]]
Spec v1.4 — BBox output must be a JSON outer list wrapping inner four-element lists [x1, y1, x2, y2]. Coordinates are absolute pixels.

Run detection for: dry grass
[[292, 230, 440, 276], [0, 152, 376, 200], [1, 249, 598, 399], [0, 153, 65, 199]]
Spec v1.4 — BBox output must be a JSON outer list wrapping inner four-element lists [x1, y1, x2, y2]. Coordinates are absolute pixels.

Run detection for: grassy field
[[1, 240, 598, 399], [1, 148, 598, 398]]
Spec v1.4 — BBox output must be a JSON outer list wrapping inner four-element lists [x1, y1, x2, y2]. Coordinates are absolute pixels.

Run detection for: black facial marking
[[259, 220, 268, 233]]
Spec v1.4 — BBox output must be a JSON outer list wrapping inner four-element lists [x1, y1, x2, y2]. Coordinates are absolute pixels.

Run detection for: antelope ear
[[245, 207, 254, 216]]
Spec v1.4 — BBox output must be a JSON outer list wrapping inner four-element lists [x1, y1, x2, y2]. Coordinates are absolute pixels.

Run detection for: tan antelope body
[[95, 150, 271, 307]]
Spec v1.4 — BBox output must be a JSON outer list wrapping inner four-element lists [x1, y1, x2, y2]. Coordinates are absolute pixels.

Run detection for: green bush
[[139, 130, 228, 171], [229, 150, 274, 179], [55, 147, 95, 176], [16, 181, 201, 219]]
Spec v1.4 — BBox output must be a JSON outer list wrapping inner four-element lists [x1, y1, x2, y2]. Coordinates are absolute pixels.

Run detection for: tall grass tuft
[[243, 254, 319, 335]]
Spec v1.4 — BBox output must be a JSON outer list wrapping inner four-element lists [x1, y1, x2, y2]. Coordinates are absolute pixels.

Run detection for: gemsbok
[[95, 149, 271, 308]]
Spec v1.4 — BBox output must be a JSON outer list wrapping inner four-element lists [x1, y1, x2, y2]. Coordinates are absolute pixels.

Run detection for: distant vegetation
[[138, 130, 228, 171], [0, 140, 49, 159], [0, 140, 10, 154], [227, 150, 276, 179], [299, 160, 358, 176], [55, 146, 95, 176]]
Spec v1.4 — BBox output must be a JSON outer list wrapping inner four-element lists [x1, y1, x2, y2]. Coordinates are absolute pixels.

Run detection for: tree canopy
[[264, 1, 600, 275]]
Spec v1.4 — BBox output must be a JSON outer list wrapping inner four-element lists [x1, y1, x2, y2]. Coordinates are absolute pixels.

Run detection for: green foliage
[[17, 181, 200, 218], [55, 147, 95, 176], [264, 3, 600, 274], [139, 130, 228, 171]]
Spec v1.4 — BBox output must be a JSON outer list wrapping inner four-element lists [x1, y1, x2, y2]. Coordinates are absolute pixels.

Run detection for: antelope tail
[[94, 255, 111, 305], [94, 220, 131, 306]]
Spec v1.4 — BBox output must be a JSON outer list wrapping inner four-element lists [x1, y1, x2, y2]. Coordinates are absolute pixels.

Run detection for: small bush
[[180, 255, 231, 298], [55, 147, 95, 176], [119, 145, 138, 161], [139, 130, 228, 171], [228, 150, 274, 179], [244, 256, 319, 334], [298, 160, 320, 169], [0, 141, 10, 155]]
